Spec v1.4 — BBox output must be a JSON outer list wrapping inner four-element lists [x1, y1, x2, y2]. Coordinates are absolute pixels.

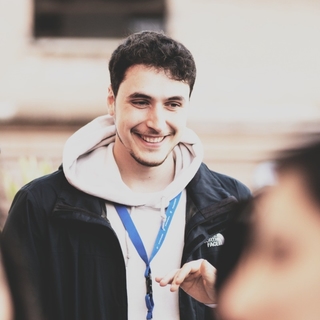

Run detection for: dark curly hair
[[108, 31, 196, 97]]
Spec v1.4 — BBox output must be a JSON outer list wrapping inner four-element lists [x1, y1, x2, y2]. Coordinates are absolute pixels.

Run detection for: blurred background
[[1, 0, 320, 228]]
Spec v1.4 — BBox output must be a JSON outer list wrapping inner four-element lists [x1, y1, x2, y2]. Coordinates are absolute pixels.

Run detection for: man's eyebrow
[[128, 92, 152, 99], [127, 93, 186, 102], [167, 96, 185, 102]]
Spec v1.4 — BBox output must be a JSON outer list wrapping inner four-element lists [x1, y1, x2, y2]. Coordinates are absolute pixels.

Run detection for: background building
[[1, 0, 320, 227]]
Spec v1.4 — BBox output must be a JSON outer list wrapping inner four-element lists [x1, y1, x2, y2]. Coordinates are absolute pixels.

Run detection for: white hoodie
[[63, 114, 204, 319]]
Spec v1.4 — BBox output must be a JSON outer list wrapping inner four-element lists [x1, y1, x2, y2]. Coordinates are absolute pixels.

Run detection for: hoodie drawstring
[[160, 197, 167, 230]]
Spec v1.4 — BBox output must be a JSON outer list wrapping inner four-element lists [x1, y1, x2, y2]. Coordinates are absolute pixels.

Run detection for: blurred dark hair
[[108, 30, 196, 97], [0, 233, 43, 320], [273, 135, 320, 208]]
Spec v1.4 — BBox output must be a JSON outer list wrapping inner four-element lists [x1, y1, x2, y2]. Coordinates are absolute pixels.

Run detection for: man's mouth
[[140, 135, 165, 143]]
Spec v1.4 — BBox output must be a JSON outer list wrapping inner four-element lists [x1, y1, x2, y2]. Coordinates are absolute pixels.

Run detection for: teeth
[[141, 136, 164, 143]]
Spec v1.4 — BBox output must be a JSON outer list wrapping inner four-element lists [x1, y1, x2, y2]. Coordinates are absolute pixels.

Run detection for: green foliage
[[2, 156, 53, 202]]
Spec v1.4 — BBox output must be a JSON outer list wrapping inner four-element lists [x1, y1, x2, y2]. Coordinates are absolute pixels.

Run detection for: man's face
[[108, 64, 190, 168], [218, 170, 320, 320]]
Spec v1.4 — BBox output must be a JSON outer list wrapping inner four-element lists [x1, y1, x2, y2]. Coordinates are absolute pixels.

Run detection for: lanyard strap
[[114, 192, 182, 320]]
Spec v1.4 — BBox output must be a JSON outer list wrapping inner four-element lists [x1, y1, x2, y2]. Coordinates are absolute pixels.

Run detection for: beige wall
[[1, 0, 320, 224], [1, 0, 320, 122]]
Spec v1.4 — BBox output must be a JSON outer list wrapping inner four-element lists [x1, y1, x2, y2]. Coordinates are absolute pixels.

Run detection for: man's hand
[[155, 259, 216, 304]]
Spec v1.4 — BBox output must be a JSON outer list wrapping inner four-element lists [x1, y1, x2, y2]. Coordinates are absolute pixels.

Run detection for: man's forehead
[[123, 64, 189, 87], [119, 65, 190, 98]]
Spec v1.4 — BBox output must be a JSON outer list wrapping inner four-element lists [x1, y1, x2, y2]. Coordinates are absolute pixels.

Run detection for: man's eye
[[132, 100, 149, 107], [167, 102, 181, 108]]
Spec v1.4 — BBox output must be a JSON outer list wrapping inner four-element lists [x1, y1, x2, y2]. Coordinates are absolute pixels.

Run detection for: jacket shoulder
[[189, 163, 251, 202], [21, 168, 65, 193], [2, 169, 65, 245], [16, 169, 66, 208], [210, 168, 251, 201], [4, 169, 65, 226]]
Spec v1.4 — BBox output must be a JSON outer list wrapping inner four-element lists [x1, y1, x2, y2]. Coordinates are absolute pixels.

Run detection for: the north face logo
[[205, 233, 225, 247]]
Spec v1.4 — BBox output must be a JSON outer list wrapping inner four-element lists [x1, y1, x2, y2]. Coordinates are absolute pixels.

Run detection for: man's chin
[[135, 159, 165, 168], [130, 153, 167, 167]]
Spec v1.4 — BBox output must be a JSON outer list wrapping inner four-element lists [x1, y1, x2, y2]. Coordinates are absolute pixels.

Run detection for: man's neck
[[114, 152, 175, 193]]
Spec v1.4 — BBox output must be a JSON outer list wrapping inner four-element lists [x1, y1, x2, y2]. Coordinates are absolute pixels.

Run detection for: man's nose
[[146, 105, 166, 132]]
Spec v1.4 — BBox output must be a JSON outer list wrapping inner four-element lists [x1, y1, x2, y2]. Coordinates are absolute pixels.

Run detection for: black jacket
[[2, 163, 250, 320]]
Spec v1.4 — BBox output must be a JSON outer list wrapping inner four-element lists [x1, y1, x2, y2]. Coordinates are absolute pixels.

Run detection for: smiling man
[[109, 64, 190, 191], [2, 31, 250, 320]]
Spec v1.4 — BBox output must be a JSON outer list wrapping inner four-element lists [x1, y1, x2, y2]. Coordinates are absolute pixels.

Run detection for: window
[[34, 0, 166, 39]]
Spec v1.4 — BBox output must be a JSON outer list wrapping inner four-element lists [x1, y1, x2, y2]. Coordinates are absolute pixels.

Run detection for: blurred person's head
[[216, 136, 320, 320], [108, 30, 196, 98], [0, 235, 42, 320]]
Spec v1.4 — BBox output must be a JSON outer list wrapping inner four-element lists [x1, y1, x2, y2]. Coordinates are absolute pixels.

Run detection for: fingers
[[155, 269, 179, 286], [172, 259, 204, 285], [197, 260, 217, 303], [155, 259, 206, 291], [200, 259, 216, 283], [155, 259, 217, 304]]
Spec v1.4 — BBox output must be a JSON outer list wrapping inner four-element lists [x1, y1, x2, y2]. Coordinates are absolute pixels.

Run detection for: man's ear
[[107, 85, 115, 116]]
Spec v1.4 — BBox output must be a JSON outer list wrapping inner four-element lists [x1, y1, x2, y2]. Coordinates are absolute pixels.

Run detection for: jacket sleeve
[[2, 186, 49, 316]]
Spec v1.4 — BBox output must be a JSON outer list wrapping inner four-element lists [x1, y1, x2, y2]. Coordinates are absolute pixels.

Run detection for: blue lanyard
[[114, 192, 182, 320]]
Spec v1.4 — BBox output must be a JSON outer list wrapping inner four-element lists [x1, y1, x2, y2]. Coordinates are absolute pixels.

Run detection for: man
[[2, 31, 250, 320]]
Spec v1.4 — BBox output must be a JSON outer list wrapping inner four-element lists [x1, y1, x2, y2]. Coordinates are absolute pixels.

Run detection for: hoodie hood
[[63, 115, 203, 208]]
